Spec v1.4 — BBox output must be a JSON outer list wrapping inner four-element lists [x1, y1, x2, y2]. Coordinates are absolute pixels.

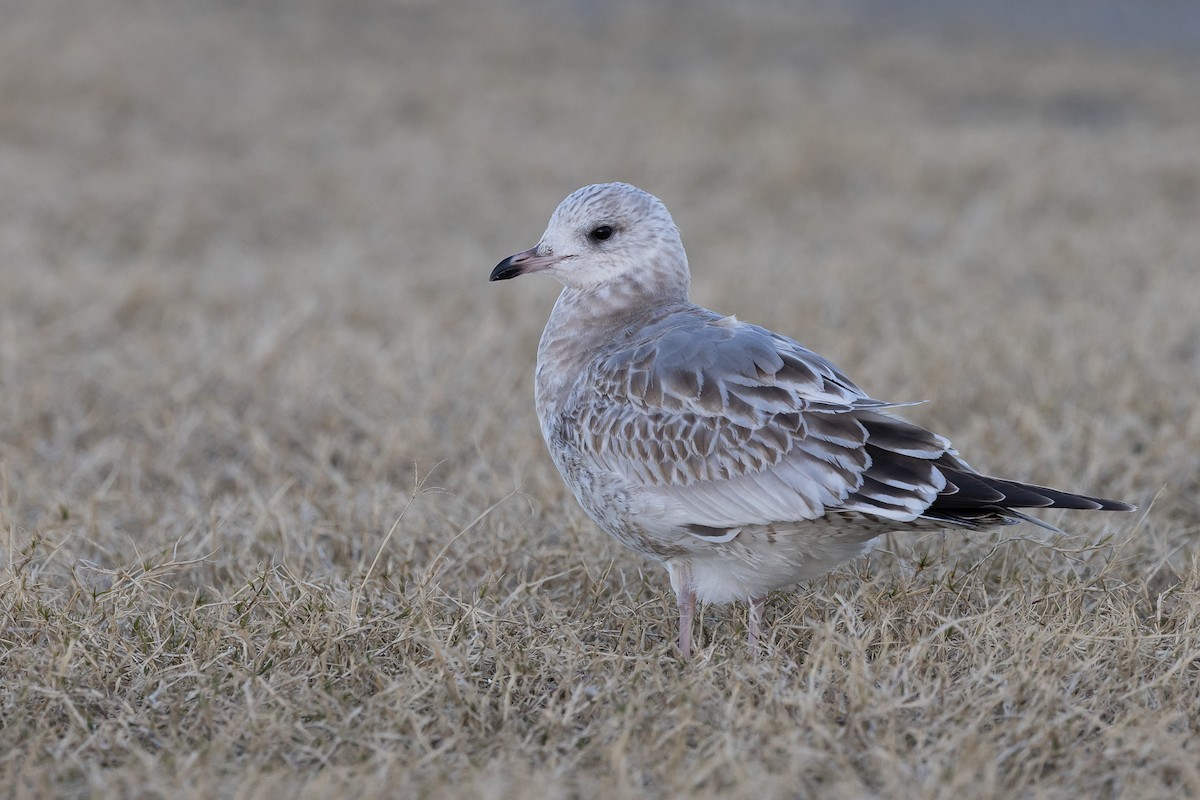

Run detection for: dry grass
[[2, 1, 1200, 797]]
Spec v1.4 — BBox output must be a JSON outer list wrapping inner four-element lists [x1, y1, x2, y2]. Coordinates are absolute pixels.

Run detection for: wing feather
[[563, 308, 949, 530]]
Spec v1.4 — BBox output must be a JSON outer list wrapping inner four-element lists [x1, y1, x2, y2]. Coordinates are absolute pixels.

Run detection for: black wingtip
[[931, 469, 1136, 515], [1011, 485, 1137, 513]]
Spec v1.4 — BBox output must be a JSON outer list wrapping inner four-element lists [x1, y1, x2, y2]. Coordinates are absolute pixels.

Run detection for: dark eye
[[590, 225, 614, 242]]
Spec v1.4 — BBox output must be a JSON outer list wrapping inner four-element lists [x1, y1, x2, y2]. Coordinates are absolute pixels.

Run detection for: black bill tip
[[489, 255, 523, 282]]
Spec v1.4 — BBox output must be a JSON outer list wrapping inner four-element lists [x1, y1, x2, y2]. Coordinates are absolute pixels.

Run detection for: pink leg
[[748, 595, 767, 653], [667, 562, 697, 660], [678, 582, 696, 660]]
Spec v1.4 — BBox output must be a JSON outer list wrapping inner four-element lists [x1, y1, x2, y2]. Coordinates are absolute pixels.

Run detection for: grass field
[[2, 1, 1199, 797]]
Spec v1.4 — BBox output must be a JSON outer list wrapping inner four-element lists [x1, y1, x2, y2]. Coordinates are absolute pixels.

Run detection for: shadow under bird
[[490, 182, 1135, 660]]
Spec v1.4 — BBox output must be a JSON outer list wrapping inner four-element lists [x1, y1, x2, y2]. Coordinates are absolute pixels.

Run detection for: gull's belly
[[678, 518, 887, 604]]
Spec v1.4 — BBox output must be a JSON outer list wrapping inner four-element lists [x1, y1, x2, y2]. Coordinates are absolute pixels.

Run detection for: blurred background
[[2, 0, 1198, 570], [4, 5, 1200, 793]]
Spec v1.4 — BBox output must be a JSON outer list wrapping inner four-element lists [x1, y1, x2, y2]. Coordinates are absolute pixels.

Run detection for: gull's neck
[[540, 274, 690, 360]]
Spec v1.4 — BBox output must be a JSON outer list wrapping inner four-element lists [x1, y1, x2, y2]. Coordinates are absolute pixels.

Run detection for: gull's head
[[490, 183, 690, 297]]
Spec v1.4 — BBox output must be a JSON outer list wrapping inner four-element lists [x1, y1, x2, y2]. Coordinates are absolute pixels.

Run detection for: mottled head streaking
[[490, 182, 690, 298]]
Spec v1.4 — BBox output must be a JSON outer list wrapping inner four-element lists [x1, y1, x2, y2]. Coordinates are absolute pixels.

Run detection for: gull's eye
[[589, 225, 614, 242]]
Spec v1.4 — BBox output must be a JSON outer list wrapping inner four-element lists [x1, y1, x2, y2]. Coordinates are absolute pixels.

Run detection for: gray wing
[[566, 308, 957, 532]]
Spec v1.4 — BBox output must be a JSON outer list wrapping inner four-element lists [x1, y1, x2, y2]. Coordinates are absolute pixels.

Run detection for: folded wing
[[564, 308, 1130, 537]]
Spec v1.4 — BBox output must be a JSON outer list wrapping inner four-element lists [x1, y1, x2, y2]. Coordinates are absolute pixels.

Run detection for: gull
[[490, 182, 1134, 660]]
